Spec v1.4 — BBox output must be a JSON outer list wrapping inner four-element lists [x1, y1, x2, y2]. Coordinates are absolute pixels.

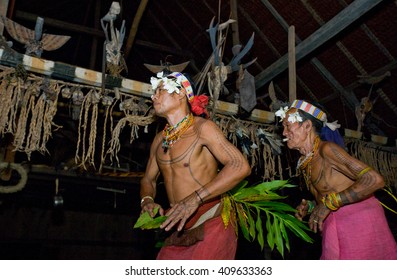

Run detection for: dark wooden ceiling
[[3, 0, 397, 142]]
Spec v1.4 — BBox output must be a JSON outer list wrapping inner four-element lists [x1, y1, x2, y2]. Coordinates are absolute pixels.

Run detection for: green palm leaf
[[255, 208, 264, 250], [273, 217, 284, 257], [265, 212, 274, 251], [133, 206, 167, 229], [236, 203, 250, 240], [246, 205, 256, 240], [225, 179, 313, 258]]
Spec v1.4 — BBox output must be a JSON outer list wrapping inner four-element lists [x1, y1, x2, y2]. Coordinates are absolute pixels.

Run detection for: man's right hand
[[295, 199, 310, 221], [141, 200, 164, 217]]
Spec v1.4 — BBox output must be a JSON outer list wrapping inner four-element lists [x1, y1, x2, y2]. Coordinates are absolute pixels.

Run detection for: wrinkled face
[[281, 108, 307, 150]]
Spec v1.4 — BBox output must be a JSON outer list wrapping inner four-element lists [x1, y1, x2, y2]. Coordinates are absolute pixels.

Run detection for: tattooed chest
[[310, 159, 333, 192]]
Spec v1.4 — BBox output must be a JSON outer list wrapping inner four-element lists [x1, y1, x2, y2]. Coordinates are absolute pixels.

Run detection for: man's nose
[[151, 91, 159, 100]]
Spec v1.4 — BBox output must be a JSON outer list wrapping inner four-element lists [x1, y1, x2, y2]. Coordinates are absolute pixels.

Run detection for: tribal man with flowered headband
[[150, 71, 209, 118], [140, 71, 251, 259], [276, 99, 397, 259]]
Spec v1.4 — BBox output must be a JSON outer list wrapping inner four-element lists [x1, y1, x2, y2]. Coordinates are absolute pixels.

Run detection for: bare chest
[[306, 156, 332, 194], [156, 130, 199, 167]]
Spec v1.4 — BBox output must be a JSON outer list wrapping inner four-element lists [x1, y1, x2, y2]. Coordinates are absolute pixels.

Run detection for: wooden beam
[[15, 10, 104, 37], [255, 0, 384, 90], [0, 48, 152, 97], [124, 0, 149, 58], [14, 10, 193, 59], [230, 0, 240, 46], [89, 0, 101, 70], [0, 48, 275, 123], [0, 0, 10, 34], [135, 39, 192, 58], [260, 0, 359, 110], [288, 25, 296, 102]]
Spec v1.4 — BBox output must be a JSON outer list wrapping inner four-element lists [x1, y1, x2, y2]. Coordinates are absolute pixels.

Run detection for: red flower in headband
[[190, 95, 209, 118]]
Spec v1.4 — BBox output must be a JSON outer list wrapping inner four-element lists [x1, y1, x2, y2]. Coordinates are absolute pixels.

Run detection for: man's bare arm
[[140, 133, 163, 216], [322, 142, 384, 205], [194, 120, 251, 201]]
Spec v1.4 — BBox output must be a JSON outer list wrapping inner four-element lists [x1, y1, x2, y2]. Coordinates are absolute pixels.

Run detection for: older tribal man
[[140, 71, 251, 259], [276, 99, 397, 259]]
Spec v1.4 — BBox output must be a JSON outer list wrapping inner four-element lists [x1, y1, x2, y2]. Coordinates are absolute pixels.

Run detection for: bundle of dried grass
[[106, 113, 156, 167], [213, 114, 286, 181], [0, 70, 61, 159], [75, 89, 101, 170]]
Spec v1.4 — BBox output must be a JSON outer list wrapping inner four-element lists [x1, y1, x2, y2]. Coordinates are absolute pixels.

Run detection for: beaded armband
[[321, 192, 342, 211]]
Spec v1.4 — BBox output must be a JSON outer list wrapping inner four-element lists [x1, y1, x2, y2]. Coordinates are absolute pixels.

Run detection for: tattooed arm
[[322, 141, 385, 205], [308, 141, 384, 233], [193, 120, 252, 201]]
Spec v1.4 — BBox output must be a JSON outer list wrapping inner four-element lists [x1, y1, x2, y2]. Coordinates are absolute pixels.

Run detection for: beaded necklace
[[162, 113, 194, 152], [297, 136, 320, 189]]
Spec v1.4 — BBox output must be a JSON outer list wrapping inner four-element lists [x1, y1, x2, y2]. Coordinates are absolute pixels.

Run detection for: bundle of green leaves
[[133, 179, 313, 258], [133, 206, 167, 229], [222, 180, 313, 258]]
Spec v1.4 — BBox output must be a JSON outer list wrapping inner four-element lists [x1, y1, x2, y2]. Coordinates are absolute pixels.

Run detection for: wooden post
[[0, 0, 10, 34], [89, 0, 101, 69], [230, 0, 240, 46], [288, 25, 296, 102], [124, 0, 149, 58]]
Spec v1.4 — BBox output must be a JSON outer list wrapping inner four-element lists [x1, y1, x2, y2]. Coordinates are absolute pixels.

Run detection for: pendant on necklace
[[162, 141, 169, 153]]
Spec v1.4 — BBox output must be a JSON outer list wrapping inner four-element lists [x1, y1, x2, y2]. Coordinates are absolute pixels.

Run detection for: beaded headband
[[169, 72, 194, 102], [291, 100, 327, 122], [275, 99, 340, 131]]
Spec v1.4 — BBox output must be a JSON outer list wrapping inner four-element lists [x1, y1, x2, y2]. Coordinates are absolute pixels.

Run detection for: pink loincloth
[[156, 201, 237, 260], [321, 195, 397, 259]]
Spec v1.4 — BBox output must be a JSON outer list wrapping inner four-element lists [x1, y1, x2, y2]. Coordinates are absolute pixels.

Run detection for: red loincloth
[[156, 199, 237, 260], [321, 195, 397, 259]]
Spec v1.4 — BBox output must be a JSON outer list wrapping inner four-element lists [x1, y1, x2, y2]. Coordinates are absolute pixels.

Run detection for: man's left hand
[[160, 192, 201, 231], [309, 204, 330, 233]]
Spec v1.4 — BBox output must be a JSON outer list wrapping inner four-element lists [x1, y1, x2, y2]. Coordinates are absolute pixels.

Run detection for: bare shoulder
[[193, 117, 226, 140], [319, 140, 348, 158], [153, 131, 163, 144], [150, 131, 163, 151], [319, 140, 365, 171]]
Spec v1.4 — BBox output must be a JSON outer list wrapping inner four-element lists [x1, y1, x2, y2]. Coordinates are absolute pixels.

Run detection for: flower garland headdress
[[275, 99, 340, 131], [150, 71, 209, 118]]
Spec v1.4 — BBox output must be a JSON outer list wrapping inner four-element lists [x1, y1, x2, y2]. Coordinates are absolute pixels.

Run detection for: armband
[[140, 195, 154, 205], [195, 190, 204, 204], [357, 167, 372, 179], [321, 192, 342, 211]]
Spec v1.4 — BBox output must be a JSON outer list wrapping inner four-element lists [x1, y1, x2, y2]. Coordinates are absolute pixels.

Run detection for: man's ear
[[304, 119, 312, 131], [178, 88, 187, 100]]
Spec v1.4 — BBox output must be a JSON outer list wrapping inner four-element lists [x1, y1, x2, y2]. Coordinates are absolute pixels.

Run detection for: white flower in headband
[[275, 106, 303, 123], [287, 111, 303, 123], [275, 106, 288, 120], [150, 71, 182, 94]]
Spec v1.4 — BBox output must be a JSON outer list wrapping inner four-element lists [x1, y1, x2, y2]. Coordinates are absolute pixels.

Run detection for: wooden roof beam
[[124, 0, 149, 58], [254, 0, 384, 91]]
